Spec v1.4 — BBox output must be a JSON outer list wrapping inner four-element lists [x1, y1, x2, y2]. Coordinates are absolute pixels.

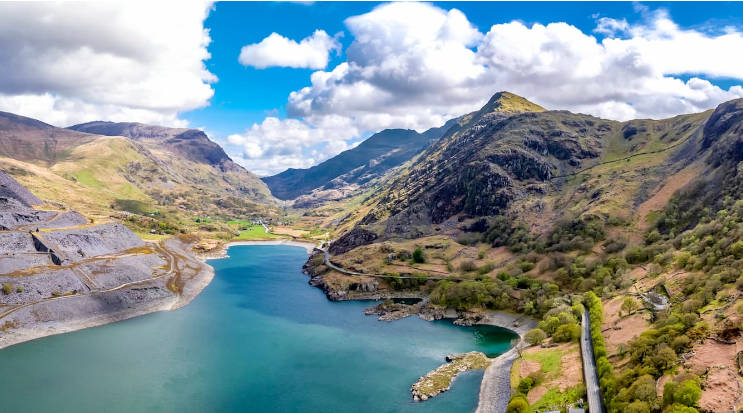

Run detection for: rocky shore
[[474, 312, 537, 413], [411, 351, 491, 401], [0, 236, 214, 350]]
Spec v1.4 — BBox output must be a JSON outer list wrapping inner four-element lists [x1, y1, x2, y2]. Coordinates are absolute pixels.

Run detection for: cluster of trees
[[478, 214, 607, 254], [536, 305, 582, 343], [429, 279, 514, 311]]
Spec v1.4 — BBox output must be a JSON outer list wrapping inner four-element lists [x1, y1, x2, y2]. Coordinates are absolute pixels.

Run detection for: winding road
[[581, 308, 604, 413]]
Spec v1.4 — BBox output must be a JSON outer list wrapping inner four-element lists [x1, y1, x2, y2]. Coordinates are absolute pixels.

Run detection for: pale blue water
[[0, 245, 517, 413]]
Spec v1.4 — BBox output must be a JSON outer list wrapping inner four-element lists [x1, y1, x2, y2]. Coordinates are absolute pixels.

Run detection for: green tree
[[625, 401, 650, 413], [524, 329, 547, 346], [412, 248, 425, 263], [553, 323, 581, 342], [674, 380, 701, 407], [621, 297, 639, 316]]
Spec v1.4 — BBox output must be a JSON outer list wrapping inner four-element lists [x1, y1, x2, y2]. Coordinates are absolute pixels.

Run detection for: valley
[[3, 92, 743, 413]]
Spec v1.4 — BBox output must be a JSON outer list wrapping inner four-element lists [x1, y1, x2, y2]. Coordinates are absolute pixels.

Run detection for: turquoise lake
[[0, 245, 518, 413]]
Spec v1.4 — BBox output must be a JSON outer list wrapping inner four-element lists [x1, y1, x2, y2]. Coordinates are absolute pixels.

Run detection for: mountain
[[261, 119, 459, 201], [0, 112, 276, 234], [356, 91, 709, 237]]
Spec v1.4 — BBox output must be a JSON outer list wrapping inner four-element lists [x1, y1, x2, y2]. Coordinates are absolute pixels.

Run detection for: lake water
[[0, 245, 517, 413]]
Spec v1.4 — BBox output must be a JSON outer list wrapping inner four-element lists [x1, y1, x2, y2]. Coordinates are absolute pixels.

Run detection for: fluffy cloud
[[226, 115, 361, 176], [238, 30, 342, 69], [0, 2, 216, 127], [239, 3, 743, 176]]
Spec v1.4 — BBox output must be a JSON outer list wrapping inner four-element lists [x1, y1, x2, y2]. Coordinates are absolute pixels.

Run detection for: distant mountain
[[262, 119, 458, 201], [0, 112, 275, 222]]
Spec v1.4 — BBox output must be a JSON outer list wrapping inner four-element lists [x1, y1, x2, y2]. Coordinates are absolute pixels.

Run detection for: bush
[[524, 329, 547, 346], [517, 377, 534, 394], [412, 248, 425, 263], [459, 260, 477, 272], [51, 290, 61, 297], [2, 283, 12, 295], [505, 396, 529, 413], [16, 285, 24, 293], [625, 246, 649, 264]]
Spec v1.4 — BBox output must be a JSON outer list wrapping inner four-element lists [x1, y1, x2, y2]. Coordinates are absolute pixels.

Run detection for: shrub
[[524, 329, 547, 346], [505, 396, 529, 413], [459, 260, 477, 272], [1, 283, 13, 295], [412, 248, 425, 263], [51, 290, 61, 297], [477, 262, 496, 275], [553, 323, 581, 342], [16, 285, 24, 293], [517, 377, 534, 394], [625, 246, 649, 264]]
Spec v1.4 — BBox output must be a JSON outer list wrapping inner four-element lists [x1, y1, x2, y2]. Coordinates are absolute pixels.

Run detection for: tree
[[653, 347, 678, 372], [625, 401, 650, 413], [2, 283, 12, 295], [412, 248, 425, 263], [674, 380, 701, 407], [621, 297, 639, 316], [524, 329, 547, 346], [553, 323, 581, 342]]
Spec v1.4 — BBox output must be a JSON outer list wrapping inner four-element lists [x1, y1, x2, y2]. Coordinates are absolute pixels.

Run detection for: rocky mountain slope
[[262, 120, 458, 201], [0, 170, 213, 350], [0, 112, 277, 236], [356, 92, 706, 238]]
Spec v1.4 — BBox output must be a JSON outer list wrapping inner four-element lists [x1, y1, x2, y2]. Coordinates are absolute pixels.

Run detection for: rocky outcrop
[[453, 311, 485, 326], [328, 227, 378, 255], [365, 300, 420, 322], [411, 352, 491, 401]]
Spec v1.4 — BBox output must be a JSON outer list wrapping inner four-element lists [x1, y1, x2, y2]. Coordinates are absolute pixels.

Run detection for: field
[[233, 225, 283, 240]]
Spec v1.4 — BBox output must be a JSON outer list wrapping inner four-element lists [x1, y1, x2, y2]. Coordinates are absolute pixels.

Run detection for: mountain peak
[[482, 91, 546, 115]]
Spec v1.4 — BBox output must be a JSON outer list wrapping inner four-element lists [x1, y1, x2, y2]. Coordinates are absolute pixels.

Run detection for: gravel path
[[475, 312, 537, 413]]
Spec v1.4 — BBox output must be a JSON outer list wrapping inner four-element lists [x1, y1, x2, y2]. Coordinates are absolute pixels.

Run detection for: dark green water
[[0, 245, 517, 413]]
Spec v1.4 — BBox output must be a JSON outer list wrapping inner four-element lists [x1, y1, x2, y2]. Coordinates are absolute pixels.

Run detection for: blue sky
[[181, 1, 743, 175], [1, 2, 742, 176], [185, 1, 743, 134]]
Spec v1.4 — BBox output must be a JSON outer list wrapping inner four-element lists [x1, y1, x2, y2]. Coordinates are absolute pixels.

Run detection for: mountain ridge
[[262, 118, 459, 201]]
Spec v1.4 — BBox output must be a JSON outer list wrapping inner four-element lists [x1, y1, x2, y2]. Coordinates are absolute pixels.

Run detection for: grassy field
[[234, 225, 283, 239]]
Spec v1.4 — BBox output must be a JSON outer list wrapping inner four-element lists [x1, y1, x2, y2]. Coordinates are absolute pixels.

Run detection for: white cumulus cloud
[[237, 2, 743, 176], [238, 30, 342, 70], [0, 2, 216, 127]]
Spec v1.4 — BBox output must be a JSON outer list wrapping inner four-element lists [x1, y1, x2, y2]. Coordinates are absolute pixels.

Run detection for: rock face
[[328, 227, 378, 255], [42, 223, 145, 262], [365, 300, 420, 322], [361, 92, 611, 234], [453, 312, 485, 326], [411, 352, 492, 401]]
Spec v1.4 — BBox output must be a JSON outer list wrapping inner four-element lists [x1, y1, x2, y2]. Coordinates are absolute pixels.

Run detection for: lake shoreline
[[1, 240, 529, 413], [0, 237, 214, 351]]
